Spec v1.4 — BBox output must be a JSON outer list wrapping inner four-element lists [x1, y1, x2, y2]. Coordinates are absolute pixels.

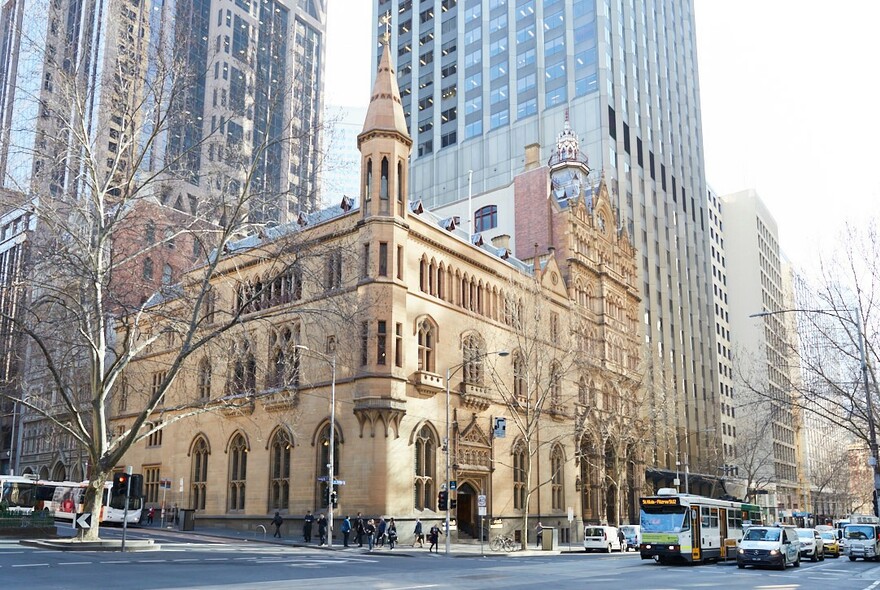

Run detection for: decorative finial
[[380, 11, 392, 46]]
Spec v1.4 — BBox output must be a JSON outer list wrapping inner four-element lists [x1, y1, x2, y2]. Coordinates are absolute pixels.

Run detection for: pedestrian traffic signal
[[450, 497, 457, 510], [438, 491, 448, 510]]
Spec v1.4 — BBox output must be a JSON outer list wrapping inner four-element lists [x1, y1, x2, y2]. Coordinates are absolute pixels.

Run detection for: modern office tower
[[707, 187, 736, 480], [0, 0, 326, 222], [0, 194, 34, 475], [722, 189, 799, 519], [373, 0, 718, 488]]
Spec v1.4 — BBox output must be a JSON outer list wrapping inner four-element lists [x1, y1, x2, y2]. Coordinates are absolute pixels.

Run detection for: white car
[[795, 528, 825, 561], [583, 526, 623, 553]]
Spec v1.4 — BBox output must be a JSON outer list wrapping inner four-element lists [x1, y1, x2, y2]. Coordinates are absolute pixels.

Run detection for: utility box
[[541, 527, 559, 551], [179, 509, 196, 531]]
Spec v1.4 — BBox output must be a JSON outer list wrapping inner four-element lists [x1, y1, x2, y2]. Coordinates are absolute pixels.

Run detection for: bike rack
[[255, 524, 267, 539]]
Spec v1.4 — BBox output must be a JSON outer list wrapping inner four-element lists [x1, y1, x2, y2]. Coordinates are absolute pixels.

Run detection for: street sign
[[332, 479, 346, 486], [160, 478, 172, 489], [75, 513, 92, 529], [449, 480, 457, 490], [567, 507, 574, 522], [478, 506, 487, 516], [477, 494, 487, 508], [493, 417, 506, 438]]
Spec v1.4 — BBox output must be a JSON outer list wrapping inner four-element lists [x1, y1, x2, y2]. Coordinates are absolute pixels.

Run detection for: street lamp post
[[444, 350, 508, 556], [750, 307, 880, 518], [295, 345, 337, 547]]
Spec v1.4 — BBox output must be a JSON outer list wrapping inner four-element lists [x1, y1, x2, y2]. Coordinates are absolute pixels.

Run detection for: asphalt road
[[2, 534, 879, 590]]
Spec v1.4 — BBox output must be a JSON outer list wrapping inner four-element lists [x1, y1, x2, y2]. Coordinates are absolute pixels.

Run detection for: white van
[[583, 526, 623, 553], [619, 525, 640, 551], [844, 522, 880, 561], [737, 525, 801, 570]]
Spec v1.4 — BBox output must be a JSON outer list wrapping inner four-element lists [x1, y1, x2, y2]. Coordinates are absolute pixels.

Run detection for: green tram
[[640, 488, 763, 564]]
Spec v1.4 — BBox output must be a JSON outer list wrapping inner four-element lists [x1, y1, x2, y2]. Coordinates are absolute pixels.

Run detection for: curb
[[20, 539, 160, 552]]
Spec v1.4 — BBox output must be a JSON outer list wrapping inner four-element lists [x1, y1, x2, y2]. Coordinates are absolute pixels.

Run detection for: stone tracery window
[[191, 437, 209, 510], [551, 445, 564, 510], [513, 441, 527, 510], [268, 430, 291, 512], [462, 333, 484, 385], [228, 434, 247, 512], [417, 319, 436, 372], [413, 425, 437, 510]]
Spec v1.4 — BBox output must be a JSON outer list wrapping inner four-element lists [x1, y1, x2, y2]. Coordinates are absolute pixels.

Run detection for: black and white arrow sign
[[75, 513, 92, 529]]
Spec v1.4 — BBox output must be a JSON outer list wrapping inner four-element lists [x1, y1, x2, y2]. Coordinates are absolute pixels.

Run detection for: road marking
[[861, 580, 880, 590], [12, 563, 48, 568], [100, 560, 129, 564], [58, 562, 92, 565], [383, 586, 440, 590], [172, 558, 199, 562], [137, 559, 166, 563], [204, 557, 229, 561]]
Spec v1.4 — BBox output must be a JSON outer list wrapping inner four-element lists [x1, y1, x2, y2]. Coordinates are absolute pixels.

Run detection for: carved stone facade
[[114, 44, 643, 543]]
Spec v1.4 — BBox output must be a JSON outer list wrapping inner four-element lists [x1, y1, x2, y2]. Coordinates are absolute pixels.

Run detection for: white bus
[[640, 488, 760, 564], [1, 475, 142, 525]]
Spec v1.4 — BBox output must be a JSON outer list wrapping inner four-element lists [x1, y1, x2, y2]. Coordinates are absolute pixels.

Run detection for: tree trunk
[[80, 472, 109, 541]]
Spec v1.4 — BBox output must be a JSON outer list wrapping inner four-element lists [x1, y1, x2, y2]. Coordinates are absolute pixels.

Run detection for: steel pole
[[445, 365, 451, 556], [328, 354, 336, 547], [121, 465, 132, 552], [854, 305, 880, 517]]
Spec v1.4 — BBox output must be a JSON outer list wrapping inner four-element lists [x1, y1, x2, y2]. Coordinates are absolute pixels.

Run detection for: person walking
[[387, 518, 398, 550], [365, 518, 377, 551], [341, 515, 352, 547], [303, 510, 314, 543], [147, 506, 155, 525], [535, 521, 544, 548], [412, 518, 424, 547], [355, 512, 365, 547], [377, 517, 387, 547], [271, 512, 284, 538], [317, 513, 328, 546], [428, 523, 442, 553], [617, 528, 627, 552]]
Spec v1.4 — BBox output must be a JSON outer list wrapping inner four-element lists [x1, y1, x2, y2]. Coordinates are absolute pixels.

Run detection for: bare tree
[[0, 3, 345, 540]]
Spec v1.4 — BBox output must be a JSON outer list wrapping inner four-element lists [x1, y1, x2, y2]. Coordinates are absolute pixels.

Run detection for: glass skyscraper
[[373, 0, 719, 485]]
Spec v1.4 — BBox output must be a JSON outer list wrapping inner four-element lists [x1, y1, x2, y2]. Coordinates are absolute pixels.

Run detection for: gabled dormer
[[357, 39, 412, 222]]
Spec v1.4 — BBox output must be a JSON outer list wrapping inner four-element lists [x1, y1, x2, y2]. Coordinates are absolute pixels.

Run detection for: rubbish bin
[[179, 508, 196, 531], [541, 527, 559, 550]]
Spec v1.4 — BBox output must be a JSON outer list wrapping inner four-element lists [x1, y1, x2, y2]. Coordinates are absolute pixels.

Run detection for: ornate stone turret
[[357, 38, 412, 221], [548, 110, 591, 206]]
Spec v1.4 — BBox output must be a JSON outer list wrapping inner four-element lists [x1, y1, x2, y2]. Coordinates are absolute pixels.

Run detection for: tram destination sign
[[641, 497, 681, 507]]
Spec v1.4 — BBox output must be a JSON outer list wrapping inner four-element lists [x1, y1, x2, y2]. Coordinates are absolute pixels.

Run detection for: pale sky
[[324, 0, 880, 272]]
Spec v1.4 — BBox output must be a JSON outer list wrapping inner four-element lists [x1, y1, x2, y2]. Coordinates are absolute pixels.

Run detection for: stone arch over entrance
[[455, 480, 485, 540]]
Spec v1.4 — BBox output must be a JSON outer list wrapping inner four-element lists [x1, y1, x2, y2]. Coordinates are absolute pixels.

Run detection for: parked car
[[583, 526, 623, 553], [819, 530, 840, 557], [619, 525, 640, 551], [795, 528, 825, 561], [737, 525, 801, 570]]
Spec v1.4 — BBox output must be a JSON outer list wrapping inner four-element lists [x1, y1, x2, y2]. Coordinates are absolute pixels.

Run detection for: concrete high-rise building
[[0, 0, 326, 222], [372, 0, 718, 488], [722, 189, 799, 520]]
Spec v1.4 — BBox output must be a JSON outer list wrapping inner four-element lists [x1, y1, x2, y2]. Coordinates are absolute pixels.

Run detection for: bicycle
[[490, 534, 518, 552]]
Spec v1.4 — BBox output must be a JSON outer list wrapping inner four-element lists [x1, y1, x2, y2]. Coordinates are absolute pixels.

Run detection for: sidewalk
[[141, 523, 569, 558]]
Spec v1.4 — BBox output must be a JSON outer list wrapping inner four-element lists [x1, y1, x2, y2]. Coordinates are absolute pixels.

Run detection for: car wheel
[[819, 550, 825, 561], [793, 555, 800, 568], [737, 563, 745, 569], [811, 551, 818, 562], [849, 555, 857, 561], [777, 554, 786, 570]]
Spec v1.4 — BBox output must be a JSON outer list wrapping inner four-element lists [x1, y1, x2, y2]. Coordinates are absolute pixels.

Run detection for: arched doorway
[[455, 482, 480, 539], [51, 462, 66, 481]]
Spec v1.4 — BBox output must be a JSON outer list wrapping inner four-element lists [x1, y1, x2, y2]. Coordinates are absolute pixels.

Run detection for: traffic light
[[113, 473, 128, 495], [325, 486, 339, 508], [450, 496, 457, 510], [438, 491, 448, 510]]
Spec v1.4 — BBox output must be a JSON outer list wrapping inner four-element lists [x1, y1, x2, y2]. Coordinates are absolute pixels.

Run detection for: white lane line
[[100, 560, 129, 564], [861, 580, 880, 590], [204, 557, 229, 561], [58, 561, 92, 565], [172, 558, 199, 562], [12, 563, 48, 568], [136, 559, 166, 563]]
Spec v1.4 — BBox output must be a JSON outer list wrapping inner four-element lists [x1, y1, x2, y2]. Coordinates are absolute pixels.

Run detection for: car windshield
[[620, 526, 636, 534], [846, 525, 876, 540], [820, 532, 835, 541], [795, 529, 812, 539], [743, 528, 781, 542]]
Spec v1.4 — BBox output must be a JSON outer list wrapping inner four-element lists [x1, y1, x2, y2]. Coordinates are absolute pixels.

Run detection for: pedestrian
[[428, 523, 442, 553], [365, 518, 377, 551], [271, 511, 284, 538], [303, 510, 314, 543], [535, 521, 544, 548], [355, 512, 365, 547], [317, 513, 328, 546], [173, 503, 180, 526], [147, 506, 155, 525], [170, 503, 178, 527], [617, 528, 627, 551], [377, 517, 387, 547], [341, 515, 352, 547], [387, 518, 398, 550], [412, 518, 424, 547]]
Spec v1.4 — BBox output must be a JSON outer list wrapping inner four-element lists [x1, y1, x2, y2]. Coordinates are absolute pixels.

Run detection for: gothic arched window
[[228, 434, 247, 512], [413, 425, 437, 510], [191, 437, 209, 510], [268, 430, 291, 512], [417, 319, 436, 372]]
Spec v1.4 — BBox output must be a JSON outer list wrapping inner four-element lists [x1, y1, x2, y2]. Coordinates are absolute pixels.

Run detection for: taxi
[[819, 530, 840, 557]]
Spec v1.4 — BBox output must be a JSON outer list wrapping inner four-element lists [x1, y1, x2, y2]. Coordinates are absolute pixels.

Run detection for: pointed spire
[[359, 41, 411, 145]]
